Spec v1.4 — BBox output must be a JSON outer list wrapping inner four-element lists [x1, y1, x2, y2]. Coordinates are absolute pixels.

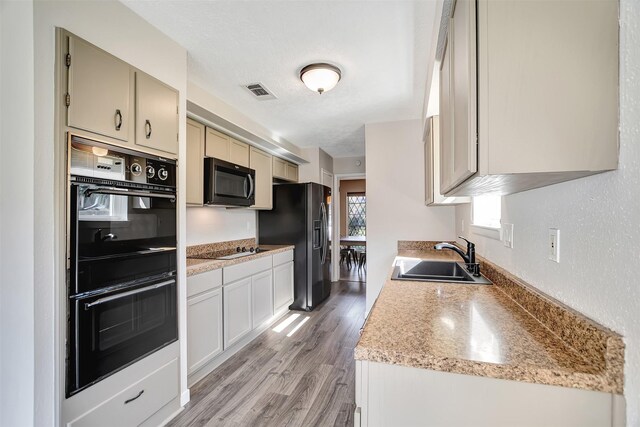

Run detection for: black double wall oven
[[66, 135, 177, 397]]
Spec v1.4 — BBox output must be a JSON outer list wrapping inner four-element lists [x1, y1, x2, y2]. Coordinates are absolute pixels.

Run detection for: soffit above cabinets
[[187, 101, 308, 165]]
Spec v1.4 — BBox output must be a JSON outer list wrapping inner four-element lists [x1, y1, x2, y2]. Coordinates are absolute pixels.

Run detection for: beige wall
[[365, 119, 456, 314], [339, 179, 366, 237], [334, 156, 366, 175]]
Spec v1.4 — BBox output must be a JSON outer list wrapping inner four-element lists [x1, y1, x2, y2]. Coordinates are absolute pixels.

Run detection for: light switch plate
[[548, 228, 560, 262], [501, 223, 514, 248]]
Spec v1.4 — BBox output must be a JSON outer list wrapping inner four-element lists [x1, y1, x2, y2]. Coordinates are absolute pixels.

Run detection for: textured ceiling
[[122, 0, 438, 157]]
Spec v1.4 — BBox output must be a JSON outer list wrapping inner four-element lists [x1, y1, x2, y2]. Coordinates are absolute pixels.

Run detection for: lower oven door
[[68, 277, 177, 396]]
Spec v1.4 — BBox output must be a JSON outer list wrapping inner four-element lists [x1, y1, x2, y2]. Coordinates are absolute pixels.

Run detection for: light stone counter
[[355, 241, 624, 394]]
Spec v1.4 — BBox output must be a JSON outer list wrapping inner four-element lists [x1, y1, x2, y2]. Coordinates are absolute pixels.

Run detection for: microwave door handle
[[247, 174, 254, 199], [84, 279, 175, 310], [84, 188, 176, 202]]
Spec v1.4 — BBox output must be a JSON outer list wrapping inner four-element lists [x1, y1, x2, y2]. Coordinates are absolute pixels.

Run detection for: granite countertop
[[355, 243, 624, 394], [186, 244, 294, 276]]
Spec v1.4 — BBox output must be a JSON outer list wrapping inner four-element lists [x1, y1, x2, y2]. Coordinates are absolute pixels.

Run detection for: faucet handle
[[458, 236, 474, 247]]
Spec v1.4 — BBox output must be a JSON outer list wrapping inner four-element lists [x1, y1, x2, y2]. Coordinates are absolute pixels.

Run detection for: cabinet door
[[186, 119, 205, 206], [187, 288, 222, 374], [205, 128, 230, 160], [229, 138, 249, 167], [273, 261, 294, 313], [273, 157, 287, 179], [135, 72, 178, 155], [449, 0, 477, 188], [439, 36, 454, 193], [249, 147, 273, 209], [425, 117, 435, 205], [67, 36, 131, 142], [223, 277, 252, 348], [251, 270, 273, 328], [285, 163, 299, 182]]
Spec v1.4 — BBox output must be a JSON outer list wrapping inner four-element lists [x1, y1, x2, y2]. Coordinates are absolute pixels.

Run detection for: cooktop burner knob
[[146, 165, 155, 179], [249, 247, 255, 253], [131, 163, 142, 176], [236, 247, 241, 252], [241, 247, 247, 252], [255, 248, 261, 253], [158, 168, 169, 181]]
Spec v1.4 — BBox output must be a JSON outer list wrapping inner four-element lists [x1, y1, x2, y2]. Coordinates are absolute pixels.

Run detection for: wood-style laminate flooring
[[169, 277, 366, 427]]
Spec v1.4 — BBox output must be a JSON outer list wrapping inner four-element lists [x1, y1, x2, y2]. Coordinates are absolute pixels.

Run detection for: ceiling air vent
[[243, 83, 277, 100]]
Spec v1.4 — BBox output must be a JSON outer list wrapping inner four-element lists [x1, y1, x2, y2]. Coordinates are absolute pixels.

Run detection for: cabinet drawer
[[187, 268, 222, 298], [273, 250, 293, 267], [68, 358, 178, 427], [223, 256, 272, 284]]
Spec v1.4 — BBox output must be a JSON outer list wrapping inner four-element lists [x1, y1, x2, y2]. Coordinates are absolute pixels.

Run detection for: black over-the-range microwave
[[204, 158, 256, 207]]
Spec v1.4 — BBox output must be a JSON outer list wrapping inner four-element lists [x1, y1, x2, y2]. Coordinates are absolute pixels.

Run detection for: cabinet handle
[[145, 120, 152, 139], [124, 389, 144, 404], [115, 109, 123, 131]]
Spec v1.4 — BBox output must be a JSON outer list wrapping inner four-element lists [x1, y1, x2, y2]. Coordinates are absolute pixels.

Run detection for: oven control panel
[[129, 157, 176, 187], [70, 135, 176, 189]]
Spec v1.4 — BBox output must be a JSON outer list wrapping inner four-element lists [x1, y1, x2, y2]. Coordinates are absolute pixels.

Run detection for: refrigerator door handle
[[320, 202, 329, 265]]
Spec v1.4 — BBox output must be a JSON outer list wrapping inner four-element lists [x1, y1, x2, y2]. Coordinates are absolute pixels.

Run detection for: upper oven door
[[204, 158, 255, 206], [70, 183, 177, 284]]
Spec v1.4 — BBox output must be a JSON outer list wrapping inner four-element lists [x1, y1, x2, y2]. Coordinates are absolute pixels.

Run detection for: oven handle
[[84, 279, 175, 310], [84, 187, 176, 202]]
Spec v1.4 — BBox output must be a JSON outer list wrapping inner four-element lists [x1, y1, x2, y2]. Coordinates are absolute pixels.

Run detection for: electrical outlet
[[548, 228, 560, 262], [501, 223, 514, 248]]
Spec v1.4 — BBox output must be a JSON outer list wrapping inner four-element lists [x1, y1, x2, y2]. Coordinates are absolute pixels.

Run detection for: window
[[347, 194, 366, 236], [472, 195, 501, 229]]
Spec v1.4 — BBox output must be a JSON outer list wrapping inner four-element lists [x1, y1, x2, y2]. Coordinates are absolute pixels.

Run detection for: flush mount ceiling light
[[300, 63, 341, 94]]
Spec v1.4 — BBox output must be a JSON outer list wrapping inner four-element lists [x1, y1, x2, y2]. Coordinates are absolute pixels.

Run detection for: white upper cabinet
[[67, 37, 132, 142], [135, 72, 179, 155], [448, 0, 477, 192], [186, 119, 205, 206], [250, 147, 273, 210], [439, 0, 619, 196], [425, 116, 469, 206], [64, 32, 179, 157]]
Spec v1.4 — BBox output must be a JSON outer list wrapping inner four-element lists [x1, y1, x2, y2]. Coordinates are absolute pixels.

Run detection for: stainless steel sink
[[391, 260, 492, 285]]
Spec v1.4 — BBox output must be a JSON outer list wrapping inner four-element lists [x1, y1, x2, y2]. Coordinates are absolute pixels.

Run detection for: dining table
[[339, 236, 366, 269], [339, 235, 366, 247]]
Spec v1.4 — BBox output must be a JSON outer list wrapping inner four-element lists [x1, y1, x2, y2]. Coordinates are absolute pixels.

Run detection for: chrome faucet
[[434, 236, 480, 276]]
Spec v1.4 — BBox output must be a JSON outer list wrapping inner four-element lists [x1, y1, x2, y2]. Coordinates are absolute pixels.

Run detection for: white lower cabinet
[[187, 250, 295, 383], [223, 276, 253, 348], [273, 261, 294, 313], [355, 361, 624, 427], [68, 358, 178, 427], [187, 288, 223, 375], [251, 269, 274, 328]]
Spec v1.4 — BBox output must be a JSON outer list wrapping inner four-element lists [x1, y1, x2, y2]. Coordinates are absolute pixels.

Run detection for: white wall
[[32, 0, 188, 424], [455, 1, 639, 423], [333, 156, 366, 175], [0, 1, 35, 425], [186, 208, 256, 246], [365, 119, 456, 313]]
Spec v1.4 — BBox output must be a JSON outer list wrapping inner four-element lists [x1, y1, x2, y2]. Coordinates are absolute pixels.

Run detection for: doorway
[[332, 176, 366, 283]]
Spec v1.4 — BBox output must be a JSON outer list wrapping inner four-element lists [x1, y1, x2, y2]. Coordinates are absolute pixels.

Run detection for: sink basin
[[391, 260, 492, 285]]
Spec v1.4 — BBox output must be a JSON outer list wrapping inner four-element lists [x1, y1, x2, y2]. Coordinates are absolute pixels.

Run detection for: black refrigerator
[[258, 182, 331, 311]]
